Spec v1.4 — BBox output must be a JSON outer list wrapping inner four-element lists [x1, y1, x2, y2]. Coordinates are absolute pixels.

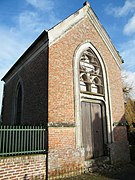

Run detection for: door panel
[[91, 103, 104, 158], [81, 101, 104, 160], [82, 102, 93, 159]]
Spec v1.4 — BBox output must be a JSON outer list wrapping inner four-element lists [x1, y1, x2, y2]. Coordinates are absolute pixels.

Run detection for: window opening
[[80, 48, 104, 95], [15, 83, 22, 125]]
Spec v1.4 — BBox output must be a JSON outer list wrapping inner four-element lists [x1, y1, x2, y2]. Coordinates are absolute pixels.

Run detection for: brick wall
[[48, 16, 125, 141], [2, 49, 48, 126], [48, 148, 84, 178], [48, 126, 84, 175], [0, 155, 46, 180], [48, 14, 129, 168], [48, 127, 75, 149]]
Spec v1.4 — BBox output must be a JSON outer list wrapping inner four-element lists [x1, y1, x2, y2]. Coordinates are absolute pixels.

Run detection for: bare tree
[[122, 72, 135, 101], [122, 72, 135, 130]]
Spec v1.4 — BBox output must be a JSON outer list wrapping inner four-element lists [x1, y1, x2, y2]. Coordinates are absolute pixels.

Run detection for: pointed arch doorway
[[74, 42, 111, 160]]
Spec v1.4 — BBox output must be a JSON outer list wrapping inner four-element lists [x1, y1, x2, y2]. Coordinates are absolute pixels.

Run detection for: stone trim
[[73, 41, 113, 148], [48, 122, 75, 127]]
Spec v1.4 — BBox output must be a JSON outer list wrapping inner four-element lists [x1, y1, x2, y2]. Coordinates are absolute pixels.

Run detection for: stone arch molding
[[73, 41, 113, 148]]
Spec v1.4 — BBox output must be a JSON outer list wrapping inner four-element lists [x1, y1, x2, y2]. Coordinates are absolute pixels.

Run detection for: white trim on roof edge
[[48, 5, 87, 45], [48, 3, 122, 68]]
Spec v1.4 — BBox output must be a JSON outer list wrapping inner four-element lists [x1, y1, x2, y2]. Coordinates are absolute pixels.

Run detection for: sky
[[0, 0, 135, 110]]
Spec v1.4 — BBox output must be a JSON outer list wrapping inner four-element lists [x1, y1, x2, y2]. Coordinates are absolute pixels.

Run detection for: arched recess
[[14, 81, 24, 125], [73, 41, 112, 159]]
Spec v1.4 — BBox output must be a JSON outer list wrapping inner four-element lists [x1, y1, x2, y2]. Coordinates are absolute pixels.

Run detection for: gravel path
[[64, 161, 135, 180]]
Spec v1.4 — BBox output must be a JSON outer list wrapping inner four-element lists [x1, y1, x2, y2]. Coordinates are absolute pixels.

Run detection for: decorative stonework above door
[[79, 48, 104, 95]]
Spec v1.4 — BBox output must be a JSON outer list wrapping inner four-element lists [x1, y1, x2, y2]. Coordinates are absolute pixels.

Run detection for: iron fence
[[0, 125, 47, 156]]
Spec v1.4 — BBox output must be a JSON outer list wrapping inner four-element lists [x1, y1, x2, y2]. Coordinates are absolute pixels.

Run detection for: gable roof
[[2, 2, 123, 82], [2, 30, 48, 82], [48, 1, 123, 67]]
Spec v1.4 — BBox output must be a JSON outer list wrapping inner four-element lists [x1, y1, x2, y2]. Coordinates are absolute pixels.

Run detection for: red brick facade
[[48, 16, 124, 125]]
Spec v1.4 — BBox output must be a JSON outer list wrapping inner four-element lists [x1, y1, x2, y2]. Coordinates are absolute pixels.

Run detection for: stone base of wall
[[109, 141, 130, 164], [0, 154, 46, 180], [48, 148, 84, 179], [48, 164, 83, 179], [84, 156, 110, 173]]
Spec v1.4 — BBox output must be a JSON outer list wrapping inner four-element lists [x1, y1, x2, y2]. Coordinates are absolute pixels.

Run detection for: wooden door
[[82, 102, 93, 159], [81, 101, 104, 160]]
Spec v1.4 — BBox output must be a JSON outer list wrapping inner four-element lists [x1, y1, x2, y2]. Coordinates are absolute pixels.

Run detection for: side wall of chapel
[[2, 48, 48, 126]]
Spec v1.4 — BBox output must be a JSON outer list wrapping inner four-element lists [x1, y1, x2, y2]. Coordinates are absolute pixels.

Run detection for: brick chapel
[[1, 2, 130, 179]]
